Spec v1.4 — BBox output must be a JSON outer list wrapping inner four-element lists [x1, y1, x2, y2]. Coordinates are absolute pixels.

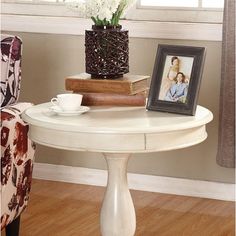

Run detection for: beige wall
[[7, 32, 234, 183]]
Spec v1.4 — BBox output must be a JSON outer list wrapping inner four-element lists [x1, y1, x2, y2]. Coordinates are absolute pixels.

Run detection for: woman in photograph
[[159, 56, 180, 99], [164, 72, 188, 103]]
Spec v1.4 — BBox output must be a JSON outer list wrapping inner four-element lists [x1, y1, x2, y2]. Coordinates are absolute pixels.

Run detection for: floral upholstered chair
[[1, 34, 36, 236]]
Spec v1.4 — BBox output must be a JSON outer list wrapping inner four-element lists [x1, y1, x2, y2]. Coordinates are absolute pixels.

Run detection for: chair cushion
[[1, 35, 22, 108], [1, 103, 36, 229]]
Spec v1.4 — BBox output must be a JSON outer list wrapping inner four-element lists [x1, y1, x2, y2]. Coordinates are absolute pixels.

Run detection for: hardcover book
[[65, 73, 149, 95], [78, 91, 148, 106]]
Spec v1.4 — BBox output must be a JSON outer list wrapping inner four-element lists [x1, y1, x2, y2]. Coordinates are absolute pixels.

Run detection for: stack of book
[[65, 73, 149, 106]]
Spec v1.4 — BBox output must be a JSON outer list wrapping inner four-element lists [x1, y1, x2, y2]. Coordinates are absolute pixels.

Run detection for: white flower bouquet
[[68, 0, 136, 26]]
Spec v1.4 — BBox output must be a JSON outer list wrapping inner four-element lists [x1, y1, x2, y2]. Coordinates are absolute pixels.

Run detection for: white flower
[[66, 0, 136, 25], [108, 0, 120, 13], [98, 7, 113, 20], [86, 0, 101, 17]]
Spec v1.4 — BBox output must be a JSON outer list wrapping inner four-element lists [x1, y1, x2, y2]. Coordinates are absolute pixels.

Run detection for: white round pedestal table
[[22, 103, 213, 236]]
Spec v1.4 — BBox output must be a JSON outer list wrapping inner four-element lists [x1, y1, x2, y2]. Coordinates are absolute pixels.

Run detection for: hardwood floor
[[17, 179, 235, 236]]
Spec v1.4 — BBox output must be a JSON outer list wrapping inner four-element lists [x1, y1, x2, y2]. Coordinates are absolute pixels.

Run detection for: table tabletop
[[22, 103, 213, 153]]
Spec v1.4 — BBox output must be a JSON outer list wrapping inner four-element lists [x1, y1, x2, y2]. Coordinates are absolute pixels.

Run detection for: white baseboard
[[33, 162, 235, 201]]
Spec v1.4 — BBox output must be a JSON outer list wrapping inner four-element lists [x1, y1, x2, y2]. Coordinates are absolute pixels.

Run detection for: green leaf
[[91, 16, 97, 24]]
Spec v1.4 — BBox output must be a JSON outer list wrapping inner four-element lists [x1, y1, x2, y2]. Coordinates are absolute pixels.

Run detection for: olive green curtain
[[216, 0, 235, 168]]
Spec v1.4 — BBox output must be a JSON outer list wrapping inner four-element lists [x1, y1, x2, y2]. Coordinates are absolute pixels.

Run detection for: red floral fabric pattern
[[1, 34, 36, 231], [1, 35, 22, 108], [1, 103, 36, 230]]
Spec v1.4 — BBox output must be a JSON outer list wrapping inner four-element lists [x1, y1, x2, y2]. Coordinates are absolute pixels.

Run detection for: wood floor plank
[[13, 179, 235, 236]]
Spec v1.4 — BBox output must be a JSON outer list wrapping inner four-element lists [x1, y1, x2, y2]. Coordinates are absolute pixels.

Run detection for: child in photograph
[[164, 72, 188, 103], [159, 56, 180, 100]]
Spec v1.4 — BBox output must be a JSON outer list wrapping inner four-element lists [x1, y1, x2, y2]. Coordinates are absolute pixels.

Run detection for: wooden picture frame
[[146, 44, 206, 115]]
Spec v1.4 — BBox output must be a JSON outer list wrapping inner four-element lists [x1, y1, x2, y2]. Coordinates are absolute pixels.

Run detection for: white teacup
[[51, 93, 83, 111]]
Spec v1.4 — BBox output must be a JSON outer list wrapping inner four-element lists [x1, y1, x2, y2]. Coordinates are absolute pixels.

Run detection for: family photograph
[[158, 55, 194, 103]]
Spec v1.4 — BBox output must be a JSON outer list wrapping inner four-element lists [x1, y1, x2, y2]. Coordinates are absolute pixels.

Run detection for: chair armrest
[[1, 102, 33, 114]]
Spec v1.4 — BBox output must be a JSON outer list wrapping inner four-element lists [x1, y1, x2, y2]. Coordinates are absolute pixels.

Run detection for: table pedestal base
[[100, 153, 136, 236]]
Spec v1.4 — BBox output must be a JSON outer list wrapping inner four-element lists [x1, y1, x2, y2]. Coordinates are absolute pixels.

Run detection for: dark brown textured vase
[[85, 25, 129, 79]]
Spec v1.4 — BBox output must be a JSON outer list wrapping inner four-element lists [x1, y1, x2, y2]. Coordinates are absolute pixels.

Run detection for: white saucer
[[49, 106, 90, 116]]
